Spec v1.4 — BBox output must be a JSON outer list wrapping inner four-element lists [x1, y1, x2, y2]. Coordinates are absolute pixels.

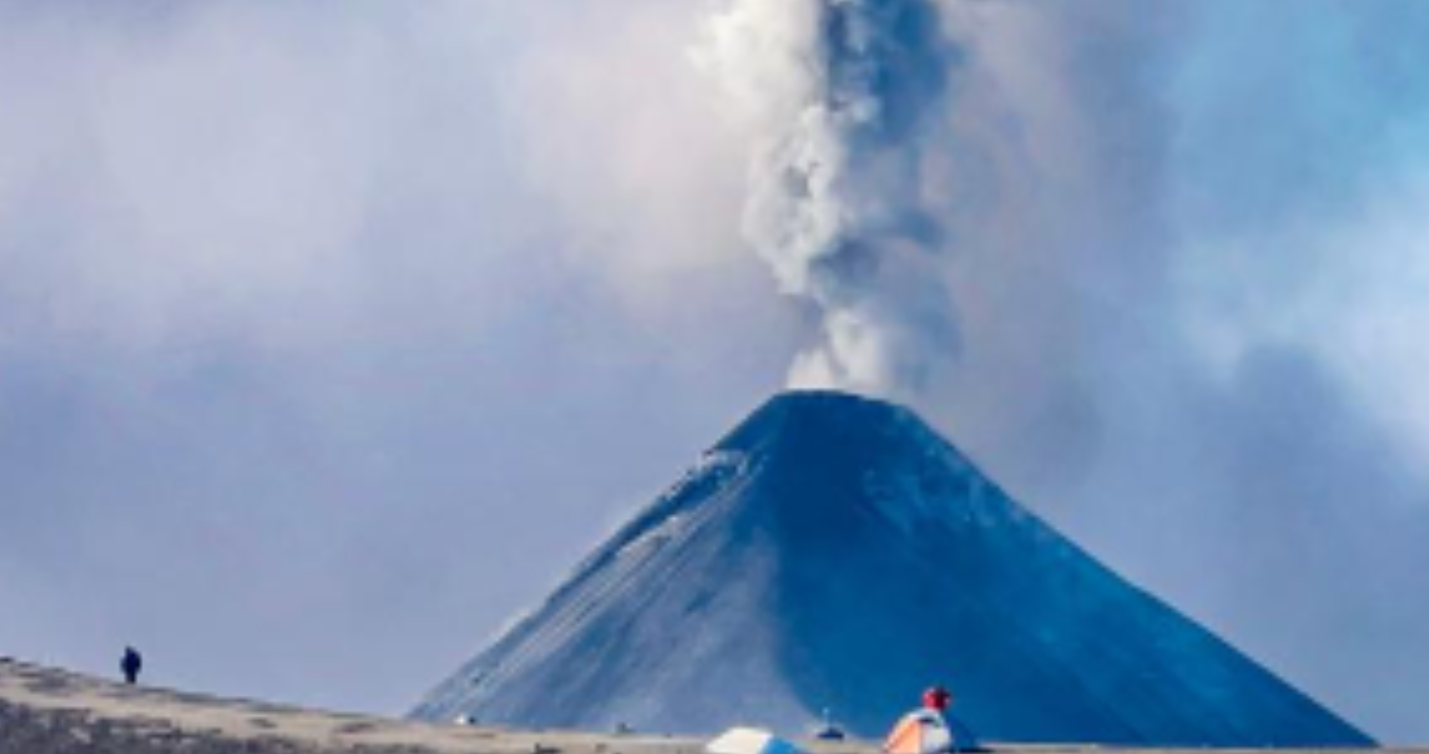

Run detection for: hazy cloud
[[2, 0, 1427, 742]]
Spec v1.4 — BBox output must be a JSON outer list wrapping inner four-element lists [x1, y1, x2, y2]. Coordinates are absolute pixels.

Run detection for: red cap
[[922, 686, 952, 710]]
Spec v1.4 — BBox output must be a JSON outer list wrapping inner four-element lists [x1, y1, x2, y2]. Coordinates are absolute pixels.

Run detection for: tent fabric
[[706, 727, 802, 754], [884, 710, 955, 754]]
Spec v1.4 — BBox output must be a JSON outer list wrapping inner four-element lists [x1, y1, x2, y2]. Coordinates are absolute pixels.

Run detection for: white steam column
[[696, 0, 959, 397]]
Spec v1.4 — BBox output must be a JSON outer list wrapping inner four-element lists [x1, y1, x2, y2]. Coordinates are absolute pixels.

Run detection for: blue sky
[[1, 0, 1427, 743]]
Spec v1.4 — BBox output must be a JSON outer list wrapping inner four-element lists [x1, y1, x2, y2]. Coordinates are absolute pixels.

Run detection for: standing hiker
[[121, 646, 143, 685]]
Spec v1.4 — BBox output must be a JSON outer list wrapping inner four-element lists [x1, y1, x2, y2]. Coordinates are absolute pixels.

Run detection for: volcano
[[412, 391, 1370, 746]]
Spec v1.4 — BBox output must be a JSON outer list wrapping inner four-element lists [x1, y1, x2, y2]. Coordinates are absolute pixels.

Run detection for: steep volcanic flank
[[413, 392, 1370, 746]]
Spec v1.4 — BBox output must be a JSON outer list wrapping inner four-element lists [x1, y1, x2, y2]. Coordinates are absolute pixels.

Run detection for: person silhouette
[[121, 646, 143, 685]]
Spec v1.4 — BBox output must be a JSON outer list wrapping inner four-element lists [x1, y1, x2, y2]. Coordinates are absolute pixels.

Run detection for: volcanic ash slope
[[413, 391, 1372, 746]]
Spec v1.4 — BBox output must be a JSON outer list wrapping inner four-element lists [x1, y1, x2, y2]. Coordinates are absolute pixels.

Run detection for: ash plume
[[697, 0, 959, 397]]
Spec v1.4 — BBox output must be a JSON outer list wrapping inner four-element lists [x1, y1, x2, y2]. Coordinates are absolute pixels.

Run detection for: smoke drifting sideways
[[697, 0, 960, 397]]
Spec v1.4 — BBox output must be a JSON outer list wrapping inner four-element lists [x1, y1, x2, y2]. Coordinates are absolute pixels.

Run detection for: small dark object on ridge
[[121, 646, 143, 685]]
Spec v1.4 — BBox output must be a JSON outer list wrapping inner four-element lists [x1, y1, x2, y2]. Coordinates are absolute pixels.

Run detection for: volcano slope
[[414, 391, 1371, 746]]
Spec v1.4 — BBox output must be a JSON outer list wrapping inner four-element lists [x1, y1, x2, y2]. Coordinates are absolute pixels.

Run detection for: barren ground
[[0, 658, 1408, 754]]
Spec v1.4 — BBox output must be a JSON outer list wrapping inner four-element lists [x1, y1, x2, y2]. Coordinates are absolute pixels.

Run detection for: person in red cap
[[887, 686, 959, 754]]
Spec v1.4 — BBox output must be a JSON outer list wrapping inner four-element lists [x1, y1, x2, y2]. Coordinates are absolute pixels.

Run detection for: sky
[[1, 0, 1427, 743]]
